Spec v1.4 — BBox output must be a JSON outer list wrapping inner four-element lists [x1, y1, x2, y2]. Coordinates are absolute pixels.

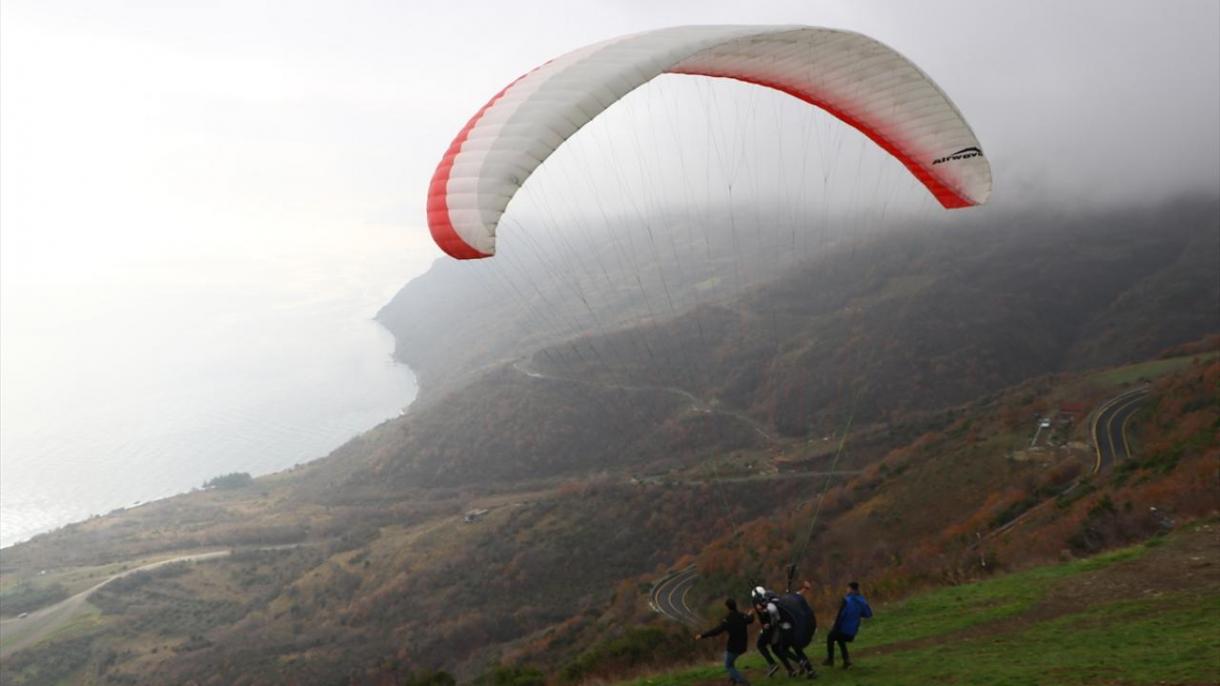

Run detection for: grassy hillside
[[616, 522, 1220, 686], [663, 353, 1219, 616], [485, 351, 1217, 682], [0, 351, 1214, 684]]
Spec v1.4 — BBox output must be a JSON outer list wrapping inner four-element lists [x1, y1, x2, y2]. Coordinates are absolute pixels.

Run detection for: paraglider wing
[[427, 25, 992, 260], [775, 592, 816, 648]]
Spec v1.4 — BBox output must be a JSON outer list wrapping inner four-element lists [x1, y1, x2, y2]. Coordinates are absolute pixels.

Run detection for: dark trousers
[[826, 629, 853, 663], [785, 642, 813, 670], [757, 630, 793, 671]]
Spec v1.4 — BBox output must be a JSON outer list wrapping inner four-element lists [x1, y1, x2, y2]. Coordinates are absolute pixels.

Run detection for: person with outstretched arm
[[824, 581, 872, 669], [695, 598, 754, 685]]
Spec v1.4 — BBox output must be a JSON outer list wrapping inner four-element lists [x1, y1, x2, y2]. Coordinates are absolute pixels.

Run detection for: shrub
[[558, 626, 697, 683], [203, 472, 254, 490], [0, 582, 69, 617]]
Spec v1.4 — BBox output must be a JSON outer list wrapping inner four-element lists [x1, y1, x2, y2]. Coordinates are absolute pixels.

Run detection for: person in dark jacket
[[823, 581, 872, 669], [753, 586, 817, 678], [696, 598, 754, 685], [772, 592, 817, 677], [752, 587, 794, 677]]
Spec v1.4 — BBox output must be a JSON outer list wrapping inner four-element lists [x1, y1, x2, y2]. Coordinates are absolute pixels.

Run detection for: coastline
[[0, 317, 419, 551]]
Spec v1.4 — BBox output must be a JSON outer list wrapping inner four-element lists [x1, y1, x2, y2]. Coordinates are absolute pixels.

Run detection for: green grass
[[862, 546, 1147, 648], [42, 603, 103, 644], [1090, 352, 1217, 388], [619, 541, 1219, 686], [851, 592, 1218, 686]]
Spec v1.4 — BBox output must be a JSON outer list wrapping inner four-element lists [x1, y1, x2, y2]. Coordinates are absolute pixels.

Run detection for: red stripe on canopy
[[668, 68, 975, 209], [426, 80, 526, 260]]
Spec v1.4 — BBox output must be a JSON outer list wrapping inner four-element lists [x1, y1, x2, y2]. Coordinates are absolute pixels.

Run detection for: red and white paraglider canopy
[[427, 25, 992, 260]]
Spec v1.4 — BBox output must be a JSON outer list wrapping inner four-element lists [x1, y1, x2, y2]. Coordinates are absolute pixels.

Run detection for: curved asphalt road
[[0, 545, 303, 658], [974, 386, 1147, 547], [649, 567, 701, 627], [1091, 387, 1149, 474], [0, 550, 229, 658]]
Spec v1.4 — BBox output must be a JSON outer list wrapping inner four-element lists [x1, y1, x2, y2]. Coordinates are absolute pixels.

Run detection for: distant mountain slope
[[338, 366, 763, 489], [379, 199, 1218, 411], [377, 208, 817, 398], [1064, 203, 1220, 368], [362, 198, 1217, 487], [539, 198, 1219, 427]]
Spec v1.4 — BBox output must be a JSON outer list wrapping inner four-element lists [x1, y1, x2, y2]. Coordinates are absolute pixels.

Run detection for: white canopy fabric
[[427, 25, 992, 259]]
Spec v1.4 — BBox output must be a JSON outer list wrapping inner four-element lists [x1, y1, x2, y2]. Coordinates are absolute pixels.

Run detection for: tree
[[202, 472, 253, 490]]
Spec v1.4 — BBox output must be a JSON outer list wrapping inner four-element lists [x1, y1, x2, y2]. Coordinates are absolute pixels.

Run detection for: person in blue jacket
[[823, 581, 872, 669]]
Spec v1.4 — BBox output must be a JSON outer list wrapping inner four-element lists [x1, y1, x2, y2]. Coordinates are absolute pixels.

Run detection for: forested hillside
[[360, 198, 1218, 488], [379, 198, 1218, 407]]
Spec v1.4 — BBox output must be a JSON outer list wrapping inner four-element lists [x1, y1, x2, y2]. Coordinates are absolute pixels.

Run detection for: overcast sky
[[1, 0, 1217, 286]]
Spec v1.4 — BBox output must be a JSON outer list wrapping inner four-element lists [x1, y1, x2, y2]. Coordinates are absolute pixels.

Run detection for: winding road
[[0, 546, 298, 659], [973, 386, 1150, 547], [649, 566, 701, 627], [1091, 387, 1149, 474]]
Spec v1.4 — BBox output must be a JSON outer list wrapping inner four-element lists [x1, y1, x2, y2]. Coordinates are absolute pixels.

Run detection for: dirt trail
[[0, 544, 306, 658], [0, 550, 230, 658], [512, 358, 776, 443]]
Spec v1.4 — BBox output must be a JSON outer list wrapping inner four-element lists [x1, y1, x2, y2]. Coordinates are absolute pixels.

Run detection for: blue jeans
[[724, 651, 745, 683]]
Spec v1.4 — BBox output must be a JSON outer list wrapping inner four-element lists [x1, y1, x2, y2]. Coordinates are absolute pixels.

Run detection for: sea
[[0, 236, 433, 548]]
